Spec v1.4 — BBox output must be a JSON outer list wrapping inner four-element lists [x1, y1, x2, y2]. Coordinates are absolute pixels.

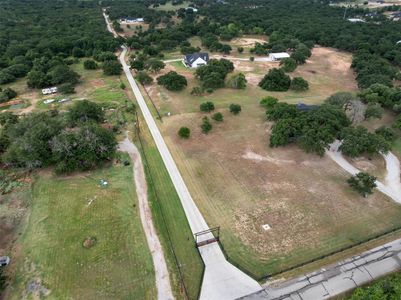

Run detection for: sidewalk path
[[119, 45, 262, 300], [241, 238, 401, 299], [119, 136, 174, 300]]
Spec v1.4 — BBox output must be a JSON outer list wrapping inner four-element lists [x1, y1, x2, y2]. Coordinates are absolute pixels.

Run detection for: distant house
[[296, 103, 319, 111], [347, 18, 365, 23], [42, 87, 58, 95], [391, 12, 401, 19], [186, 7, 198, 12], [268, 52, 290, 61], [119, 17, 144, 23], [184, 52, 209, 68]]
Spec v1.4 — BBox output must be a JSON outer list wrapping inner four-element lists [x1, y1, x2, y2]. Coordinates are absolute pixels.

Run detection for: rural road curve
[[119, 44, 262, 300], [241, 237, 401, 300], [102, 9, 119, 38], [119, 136, 174, 300], [327, 140, 401, 203]]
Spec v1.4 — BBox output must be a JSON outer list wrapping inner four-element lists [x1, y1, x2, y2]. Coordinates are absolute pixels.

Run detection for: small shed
[[269, 52, 290, 61]]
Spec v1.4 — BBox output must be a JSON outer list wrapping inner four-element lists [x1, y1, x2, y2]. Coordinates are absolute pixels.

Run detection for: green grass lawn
[[10, 157, 157, 299], [153, 1, 190, 11], [133, 120, 204, 300]]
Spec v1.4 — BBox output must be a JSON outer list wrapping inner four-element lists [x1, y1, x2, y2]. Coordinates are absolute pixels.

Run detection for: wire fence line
[[218, 224, 401, 282]]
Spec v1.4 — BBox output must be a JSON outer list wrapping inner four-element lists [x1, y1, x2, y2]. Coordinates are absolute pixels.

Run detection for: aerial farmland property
[[3, 0, 401, 299]]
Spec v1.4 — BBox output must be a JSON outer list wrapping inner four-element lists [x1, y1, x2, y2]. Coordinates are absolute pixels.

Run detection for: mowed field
[[143, 46, 401, 278], [9, 158, 157, 299]]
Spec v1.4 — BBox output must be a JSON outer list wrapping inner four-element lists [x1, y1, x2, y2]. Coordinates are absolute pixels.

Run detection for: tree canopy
[[259, 68, 291, 92], [157, 71, 187, 91]]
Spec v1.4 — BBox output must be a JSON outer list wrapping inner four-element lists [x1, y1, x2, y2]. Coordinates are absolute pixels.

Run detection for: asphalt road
[[241, 237, 401, 300], [118, 46, 262, 300]]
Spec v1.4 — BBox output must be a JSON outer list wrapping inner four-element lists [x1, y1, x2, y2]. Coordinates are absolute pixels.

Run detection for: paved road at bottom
[[119, 46, 262, 300], [240, 238, 401, 300]]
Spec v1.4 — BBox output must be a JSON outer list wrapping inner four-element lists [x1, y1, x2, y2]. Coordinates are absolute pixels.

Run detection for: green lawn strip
[[219, 202, 401, 279], [10, 158, 156, 299], [153, 1, 190, 11], [134, 121, 204, 300]]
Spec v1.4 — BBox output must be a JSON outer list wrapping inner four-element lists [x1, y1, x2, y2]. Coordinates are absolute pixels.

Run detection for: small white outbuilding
[[268, 52, 290, 61]]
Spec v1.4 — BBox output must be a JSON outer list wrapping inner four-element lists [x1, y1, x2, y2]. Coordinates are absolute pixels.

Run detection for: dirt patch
[[26, 278, 51, 299], [82, 236, 97, 249], [230, 37, 268, 48]]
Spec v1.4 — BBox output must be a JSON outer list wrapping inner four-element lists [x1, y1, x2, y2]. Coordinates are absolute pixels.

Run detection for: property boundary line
[[134, 112, 205, 299], [140, 82, 163, 121], [218, 224, 401, 282]]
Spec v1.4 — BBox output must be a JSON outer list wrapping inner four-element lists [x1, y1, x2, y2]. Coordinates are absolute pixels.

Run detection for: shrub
[[375, 126, 396, 142], [178, 127, 190, 138], [339, 126, 390, 157], [195, 59, 233, 90], [200, 101, 215, 112], [68, 100, 104, 124], [0, 88, 17, 103], [229, 104, 242, 115], [237, 47, 244, 53], [290, 77, 309, 91], [83, 59, 98, 70], [120, 82, 126, 90], [280, 57, 297, 72], [249, 56, 255, 62], [325, 92, 356, 108], [259, 68, 291, 91], [145, 59, 165, 73], [52, 124, 116, 173], [58, 83, 75, 94], [201, 116, 212, 134], [212, 112, 223, 122], [157, 71, 187, 91], [260, 96, 278, 108], [226, 73, 247, 89], [102, 60, 122, 76], [347, 172, 377, 197], [365, 102, 383, 119], [0, 70, 16, 84], [191, 86, 203, 96], [135, 71, 153, 85]]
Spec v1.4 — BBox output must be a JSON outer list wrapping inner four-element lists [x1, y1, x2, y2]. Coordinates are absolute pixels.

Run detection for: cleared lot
[[143, 47, 401, 278]]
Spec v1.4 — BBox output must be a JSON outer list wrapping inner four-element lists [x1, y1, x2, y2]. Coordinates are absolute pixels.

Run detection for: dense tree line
[[199, 0, 401, 87], [104, 0, 401, 89], [0, 0, 119, 86], [0, 101, 117, 173]]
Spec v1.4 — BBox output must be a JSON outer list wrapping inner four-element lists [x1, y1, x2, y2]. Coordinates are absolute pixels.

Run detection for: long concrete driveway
[[119, 46, 262, 300]]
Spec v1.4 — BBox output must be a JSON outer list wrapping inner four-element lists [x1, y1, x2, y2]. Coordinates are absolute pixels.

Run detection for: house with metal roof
[[268, 52, 290, 61]]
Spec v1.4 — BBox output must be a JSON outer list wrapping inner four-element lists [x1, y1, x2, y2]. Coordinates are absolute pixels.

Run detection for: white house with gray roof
[[184, 52, 209, 68]]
